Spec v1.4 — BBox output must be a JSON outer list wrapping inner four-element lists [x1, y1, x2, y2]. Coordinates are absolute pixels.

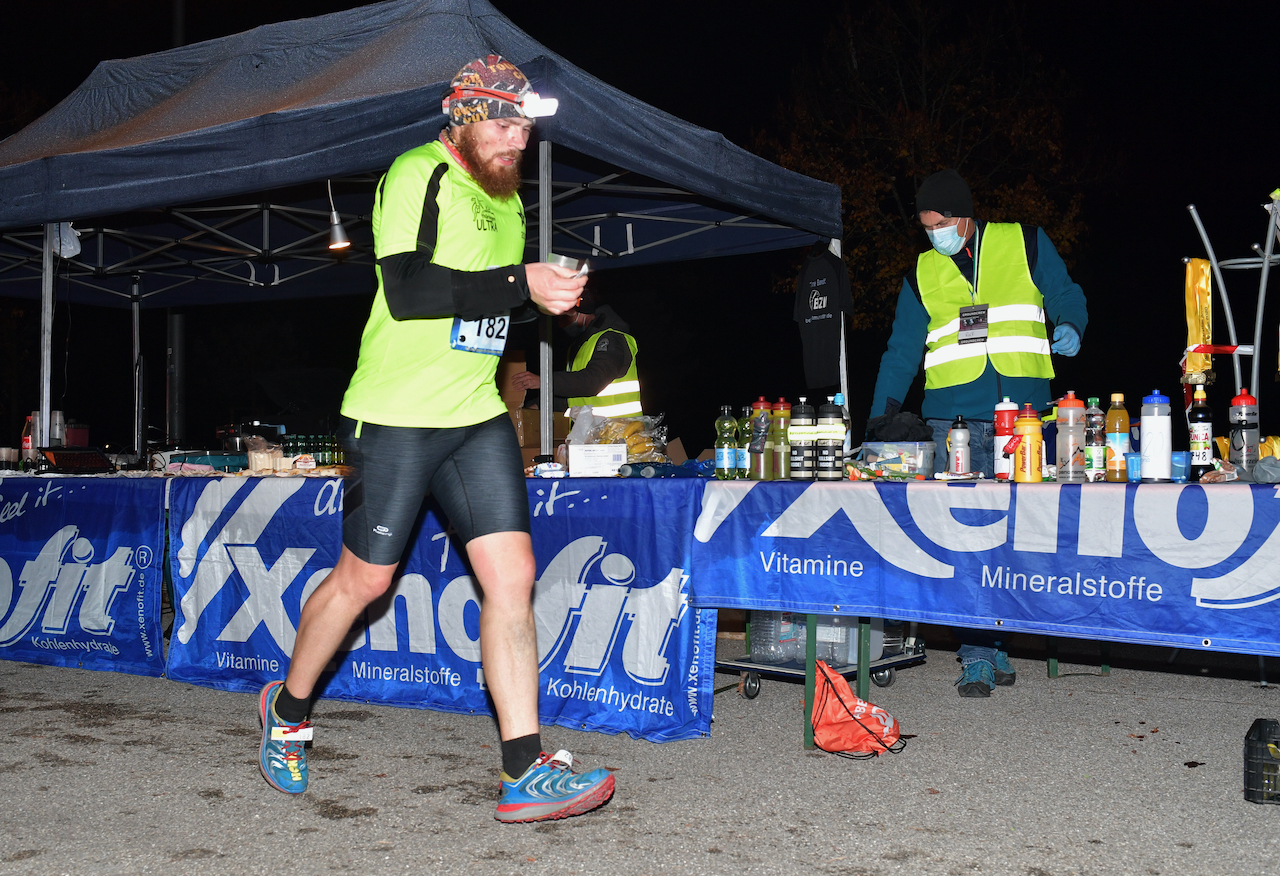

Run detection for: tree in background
[[756, 1, 1091, 335]]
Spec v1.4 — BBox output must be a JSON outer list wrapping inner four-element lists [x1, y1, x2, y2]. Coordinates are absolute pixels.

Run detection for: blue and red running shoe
[[258, 681, 312, 794], [495, 750, 615, 822]]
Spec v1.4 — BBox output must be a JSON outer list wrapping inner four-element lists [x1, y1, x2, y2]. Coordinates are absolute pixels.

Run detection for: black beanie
[[916, 169, 974, 218]]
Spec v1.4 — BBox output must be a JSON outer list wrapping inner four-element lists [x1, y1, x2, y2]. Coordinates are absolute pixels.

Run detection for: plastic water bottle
[[834, 392, 851, 460], [1055, 391, 1087, 482], [789, 397, 816, 480], [1012, 403, 1044, 483], [748, 611, 785, 664], [771, 399, 792, 480], [994, 397, 1018, 480], [1140, 390, 1172, 482], [748, 399, 773, 480], [1187, 386, 1214, 482], [948, 415, 971, 474], [1229, 388, 1260, 473], [1105, 394, 1131, 482], [816, 396, 844, 480], [713, 406, 738, 480], [816, 615, 849, 665], [1084, 396, 1106, 482], [786, 614, 807, 663]]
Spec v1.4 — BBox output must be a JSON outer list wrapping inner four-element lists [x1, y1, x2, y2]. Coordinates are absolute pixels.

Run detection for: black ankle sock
[[501, 734, 543, 778], [273, 684, 310, 724]]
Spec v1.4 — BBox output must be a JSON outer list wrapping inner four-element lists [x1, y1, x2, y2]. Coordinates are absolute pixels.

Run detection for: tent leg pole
[[830, 238, 850, 414], [132, 278, 143, 458], [538, 139, 553, 456], [39, 224, 53, 449]]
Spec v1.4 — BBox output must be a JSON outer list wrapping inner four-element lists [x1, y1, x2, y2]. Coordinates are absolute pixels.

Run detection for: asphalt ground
[[1, 625, 1278, 876]]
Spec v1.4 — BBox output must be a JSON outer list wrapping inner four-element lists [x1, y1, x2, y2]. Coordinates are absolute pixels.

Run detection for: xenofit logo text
[[0, 525, 137, 647]]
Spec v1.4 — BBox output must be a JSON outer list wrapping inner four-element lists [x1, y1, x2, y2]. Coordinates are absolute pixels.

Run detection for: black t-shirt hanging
[[793, 249, 854, 388]]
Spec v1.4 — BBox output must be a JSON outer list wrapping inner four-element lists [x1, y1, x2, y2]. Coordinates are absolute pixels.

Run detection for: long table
[[0, 475, 716, 744], [4, 474, 1280, 746], [690, 479, 1280, 655]]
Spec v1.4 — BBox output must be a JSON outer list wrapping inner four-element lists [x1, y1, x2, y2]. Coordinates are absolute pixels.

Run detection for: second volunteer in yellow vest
[[509, 290, 642, 418]]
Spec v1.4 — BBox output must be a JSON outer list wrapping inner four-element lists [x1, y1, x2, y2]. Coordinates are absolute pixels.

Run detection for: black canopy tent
[[0, 0, 842, 454]]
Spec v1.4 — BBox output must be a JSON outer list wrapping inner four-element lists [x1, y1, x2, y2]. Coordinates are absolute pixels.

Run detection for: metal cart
[[715, 615, 926, 749]]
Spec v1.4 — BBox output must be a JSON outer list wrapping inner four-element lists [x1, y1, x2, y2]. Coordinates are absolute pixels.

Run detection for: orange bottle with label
[[1011, 404, 1044, 483], [1104, 393, 1131, 482]]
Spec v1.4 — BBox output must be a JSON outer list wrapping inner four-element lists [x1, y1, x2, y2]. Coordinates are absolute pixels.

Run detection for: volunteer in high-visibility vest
[[867, 168, 1088, 698], [869, 169, 1087, 473], [510, 290, 641, 418]]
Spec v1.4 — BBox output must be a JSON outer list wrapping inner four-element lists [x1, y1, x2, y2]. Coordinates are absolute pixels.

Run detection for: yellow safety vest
[[565, 329, 641, 418], [918, 222, 1054, 390]]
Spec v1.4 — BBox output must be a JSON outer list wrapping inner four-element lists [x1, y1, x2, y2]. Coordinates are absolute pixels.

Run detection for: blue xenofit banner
[[166, 476, 713, 743], [691, 481, 1280, 656], [521, 478, 715, 742], [0, 477, 166, 676]]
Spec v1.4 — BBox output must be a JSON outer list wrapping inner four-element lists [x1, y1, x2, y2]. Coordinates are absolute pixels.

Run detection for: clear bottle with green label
[[714, 406, 738, 480]]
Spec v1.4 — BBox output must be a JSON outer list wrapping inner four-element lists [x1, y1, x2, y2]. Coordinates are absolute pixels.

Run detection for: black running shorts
[[339, 413, 530, 566]]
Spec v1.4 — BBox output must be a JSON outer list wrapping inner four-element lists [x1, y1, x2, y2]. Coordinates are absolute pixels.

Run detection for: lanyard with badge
[[956, 225, 987, 345], [450, 264, 510, 355]]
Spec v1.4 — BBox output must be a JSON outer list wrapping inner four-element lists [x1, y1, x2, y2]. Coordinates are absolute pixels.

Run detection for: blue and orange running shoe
[[258, 681, 311, 794], [495, 750, 615, 823]]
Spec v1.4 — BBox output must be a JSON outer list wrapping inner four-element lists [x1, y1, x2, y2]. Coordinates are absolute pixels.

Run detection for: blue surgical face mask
[[927, 223, 966, 256]]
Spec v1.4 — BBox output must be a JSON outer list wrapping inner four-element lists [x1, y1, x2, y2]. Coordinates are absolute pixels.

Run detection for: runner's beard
[[455, 126, 523, 199]]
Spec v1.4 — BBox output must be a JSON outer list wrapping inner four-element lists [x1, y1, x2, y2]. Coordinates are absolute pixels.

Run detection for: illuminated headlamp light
[[441, 85, 559, 119]]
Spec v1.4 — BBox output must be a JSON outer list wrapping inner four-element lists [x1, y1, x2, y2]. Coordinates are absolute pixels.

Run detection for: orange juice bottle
[[1104, 393, 1131, 482]]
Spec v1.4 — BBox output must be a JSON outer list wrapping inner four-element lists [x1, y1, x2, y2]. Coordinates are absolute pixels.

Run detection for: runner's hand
[[526, 263, 586, 315]]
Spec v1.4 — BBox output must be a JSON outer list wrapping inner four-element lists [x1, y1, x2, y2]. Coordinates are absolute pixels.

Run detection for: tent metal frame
[[18, 161, 832, 456]]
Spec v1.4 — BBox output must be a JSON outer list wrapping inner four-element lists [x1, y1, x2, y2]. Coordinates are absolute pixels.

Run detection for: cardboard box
[[666, 437, 688, 465], [520, 446, 542, 473], [508, 408, 570, 448], [568, 443, 627, 477]]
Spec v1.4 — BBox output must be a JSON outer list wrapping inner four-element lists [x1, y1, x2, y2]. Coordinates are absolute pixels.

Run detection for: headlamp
[[442, 85, 559, 119]]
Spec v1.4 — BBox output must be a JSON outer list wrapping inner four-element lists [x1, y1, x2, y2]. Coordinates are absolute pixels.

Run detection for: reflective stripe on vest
[[566, 329, 642, 417], [918, 222, 1054, 390]]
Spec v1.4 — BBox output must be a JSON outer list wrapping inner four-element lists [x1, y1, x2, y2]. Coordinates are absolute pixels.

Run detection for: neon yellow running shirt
[[341, 140, 526, 427]]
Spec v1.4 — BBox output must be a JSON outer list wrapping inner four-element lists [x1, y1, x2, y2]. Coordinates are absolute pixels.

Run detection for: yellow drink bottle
[[1012, 404, 1044, 483]]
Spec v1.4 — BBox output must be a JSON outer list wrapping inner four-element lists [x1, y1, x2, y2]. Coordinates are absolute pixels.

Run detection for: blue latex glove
[[1051, 324, 1081, 357]]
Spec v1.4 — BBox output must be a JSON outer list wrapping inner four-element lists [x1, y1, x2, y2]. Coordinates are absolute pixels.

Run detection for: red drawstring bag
[[811, 660, 905, 758]]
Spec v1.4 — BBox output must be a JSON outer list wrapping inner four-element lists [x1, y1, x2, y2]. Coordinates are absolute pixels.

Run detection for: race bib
[[450, 314, 509, 356]]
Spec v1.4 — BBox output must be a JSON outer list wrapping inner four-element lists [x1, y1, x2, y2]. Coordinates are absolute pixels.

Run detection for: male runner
[[256, 55, 615, 823]]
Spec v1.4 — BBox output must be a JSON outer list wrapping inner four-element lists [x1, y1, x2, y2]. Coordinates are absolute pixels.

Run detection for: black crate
[[1244, 718, 1280, 804]]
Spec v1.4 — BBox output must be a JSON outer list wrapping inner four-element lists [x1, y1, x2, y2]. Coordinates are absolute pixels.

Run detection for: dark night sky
[[2, 1, 1277, 453]]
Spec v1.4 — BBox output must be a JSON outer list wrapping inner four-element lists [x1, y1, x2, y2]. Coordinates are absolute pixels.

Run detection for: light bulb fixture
[[327, 179, 350, 250]]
